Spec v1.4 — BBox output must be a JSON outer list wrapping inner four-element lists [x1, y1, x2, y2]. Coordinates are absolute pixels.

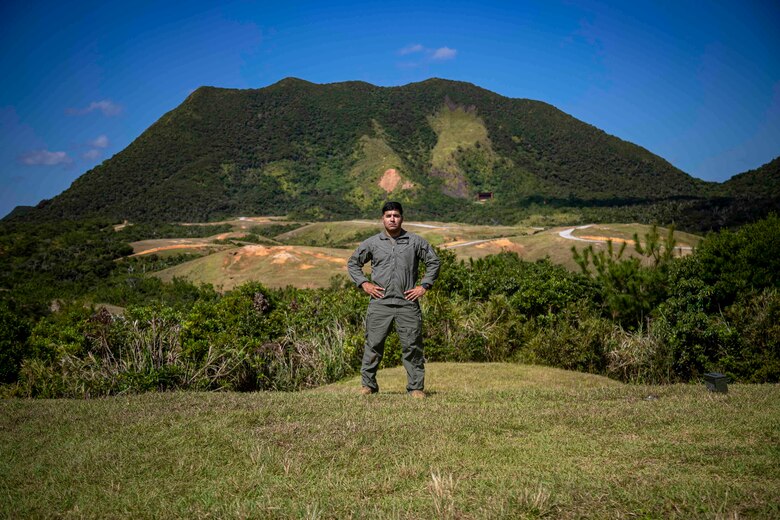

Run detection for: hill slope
[[140, 220, 700, 290], [722, 156, 780, 198], [22, 78, 716, 223]]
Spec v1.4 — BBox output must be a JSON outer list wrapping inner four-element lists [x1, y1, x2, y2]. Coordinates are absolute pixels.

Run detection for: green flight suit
[[347, 229, 440, 392]]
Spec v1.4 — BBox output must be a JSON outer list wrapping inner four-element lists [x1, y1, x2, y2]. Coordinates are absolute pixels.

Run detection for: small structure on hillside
[[476, 192, 494, 202]]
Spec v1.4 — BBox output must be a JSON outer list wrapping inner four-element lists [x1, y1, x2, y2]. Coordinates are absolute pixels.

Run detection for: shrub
[[691, 213, 780, 306], [0, 301, 32, 383], [653, 288, 739, 381], [517, 308, 612, 374], [261, 323, 357, 391], [720, 288, 780, 382], [573, 224, 676, 327]]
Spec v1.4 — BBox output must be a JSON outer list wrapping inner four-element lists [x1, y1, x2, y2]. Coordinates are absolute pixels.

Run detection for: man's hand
[[361, 282, 385, 299], [403, 286, 427, 302]]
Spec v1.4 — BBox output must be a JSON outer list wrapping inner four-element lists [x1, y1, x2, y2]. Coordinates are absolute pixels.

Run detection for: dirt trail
[[558, 225, 692, 251], [442, 239, 491, 248]]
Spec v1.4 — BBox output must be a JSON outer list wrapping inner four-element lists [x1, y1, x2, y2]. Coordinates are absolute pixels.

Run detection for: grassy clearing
[[2, 363, 777, 518], [276, 220, 381, 248], [569, 224, 701, 249], [153, 244, 352, 291], [445, 223, 698, 270], [277, 220, 532, 249], [140, 221, 701, 288], [428, 106, 490, 171]]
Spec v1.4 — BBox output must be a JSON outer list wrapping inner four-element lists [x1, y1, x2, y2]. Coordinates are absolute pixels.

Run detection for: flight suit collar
[[380, 229, 408, 241]]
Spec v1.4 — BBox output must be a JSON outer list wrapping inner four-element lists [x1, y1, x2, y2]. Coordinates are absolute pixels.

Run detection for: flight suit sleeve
[[418, 239, 440, 288], [347, 239, 372, 288]]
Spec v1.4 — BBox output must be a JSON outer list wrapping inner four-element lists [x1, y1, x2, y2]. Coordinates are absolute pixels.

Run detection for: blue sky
[[1, 0, 778, 218]]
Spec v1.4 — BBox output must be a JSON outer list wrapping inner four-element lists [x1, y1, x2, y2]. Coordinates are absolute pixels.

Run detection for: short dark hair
[[381, 201, 403, 215]]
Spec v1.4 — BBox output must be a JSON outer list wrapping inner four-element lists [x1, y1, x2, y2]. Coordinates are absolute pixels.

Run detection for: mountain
[[11, 78, 723, 223], [723, 156, 780, 199]]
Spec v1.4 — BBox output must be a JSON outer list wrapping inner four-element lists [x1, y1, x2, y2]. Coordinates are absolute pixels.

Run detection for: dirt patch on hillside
[[235, 245, 275, 258], [222, 245, 349, 271], [579, 235, 636, 245], [378, 169, 414, 193], [311, 251, 349, 264], [271, 251, 300, 264], [224, 245, 275, 269], [476, 238, 524, 254]]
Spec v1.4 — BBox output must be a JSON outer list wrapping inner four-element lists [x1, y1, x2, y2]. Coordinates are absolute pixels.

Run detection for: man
[[347, 201, 440, 398]]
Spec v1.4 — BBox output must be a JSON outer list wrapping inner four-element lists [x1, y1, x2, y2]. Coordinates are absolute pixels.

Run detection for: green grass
[[276, 220, 533, 248], [427, 105, 494, 197], [2, 363, 777, 518], [276, 220, 381, 247], [428, 106, 490, 171]]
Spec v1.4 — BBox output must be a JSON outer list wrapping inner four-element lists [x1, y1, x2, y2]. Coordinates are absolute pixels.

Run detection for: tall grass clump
[[604, 323, 674, 384], [261, 323, 359, 391]]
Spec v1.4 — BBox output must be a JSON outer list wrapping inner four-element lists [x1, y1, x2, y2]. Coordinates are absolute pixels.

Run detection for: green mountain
[[9, 78, 746, 223], [723, 156, 780, 199]]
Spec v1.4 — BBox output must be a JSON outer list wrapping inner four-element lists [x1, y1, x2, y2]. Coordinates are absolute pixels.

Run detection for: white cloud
[[19, 150, 73, 166], [431, 47, 457, 60], [66, 100, 123, 116], [398, 43, 424, 55], [90, 135, 109, 148], [396, 44, 458, 66], [82, 149, 101, 160]]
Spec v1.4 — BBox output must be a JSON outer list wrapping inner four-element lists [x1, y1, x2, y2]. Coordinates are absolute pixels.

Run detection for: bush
[[422, 292, 524, 362], [652, 215, 780, 382], [0, 302, 32, 383], [653, 289, 739, 381], [517, 308, 612, 374], [13, 304, 257, 397], [572, 225, 676, 327], [691, 213, 780, 305], [720, 288, 780, 383]]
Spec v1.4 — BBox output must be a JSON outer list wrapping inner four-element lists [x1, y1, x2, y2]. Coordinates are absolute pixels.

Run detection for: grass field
[[2, 363, 777, 518], [136, 220, 701, 290], [154, 244, 353, 291], [277, 220, 533, 249], [448, 223, 700, 270]]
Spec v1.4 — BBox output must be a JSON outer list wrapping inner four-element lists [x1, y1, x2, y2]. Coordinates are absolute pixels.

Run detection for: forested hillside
[[14, 78, 724, 224]]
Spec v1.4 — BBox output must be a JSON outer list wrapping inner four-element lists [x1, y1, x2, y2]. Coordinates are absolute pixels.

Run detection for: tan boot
[[409, 390, 426, 399], [360, 386, 376, 395]]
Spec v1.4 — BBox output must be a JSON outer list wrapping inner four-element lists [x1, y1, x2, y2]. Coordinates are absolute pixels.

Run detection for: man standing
[[347, 201, 440, 398]]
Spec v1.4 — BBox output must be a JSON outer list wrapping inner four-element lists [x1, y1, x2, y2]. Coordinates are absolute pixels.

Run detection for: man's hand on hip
[[403, 286, 427, 302], [361, 282, 385, 299]]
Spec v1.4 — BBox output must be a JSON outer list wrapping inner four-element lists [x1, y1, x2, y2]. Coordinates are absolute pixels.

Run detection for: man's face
[[382, 209, 403, 234]]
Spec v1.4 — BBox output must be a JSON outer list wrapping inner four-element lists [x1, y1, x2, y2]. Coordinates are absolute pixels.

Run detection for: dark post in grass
[[704, 372, 729, 393]]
